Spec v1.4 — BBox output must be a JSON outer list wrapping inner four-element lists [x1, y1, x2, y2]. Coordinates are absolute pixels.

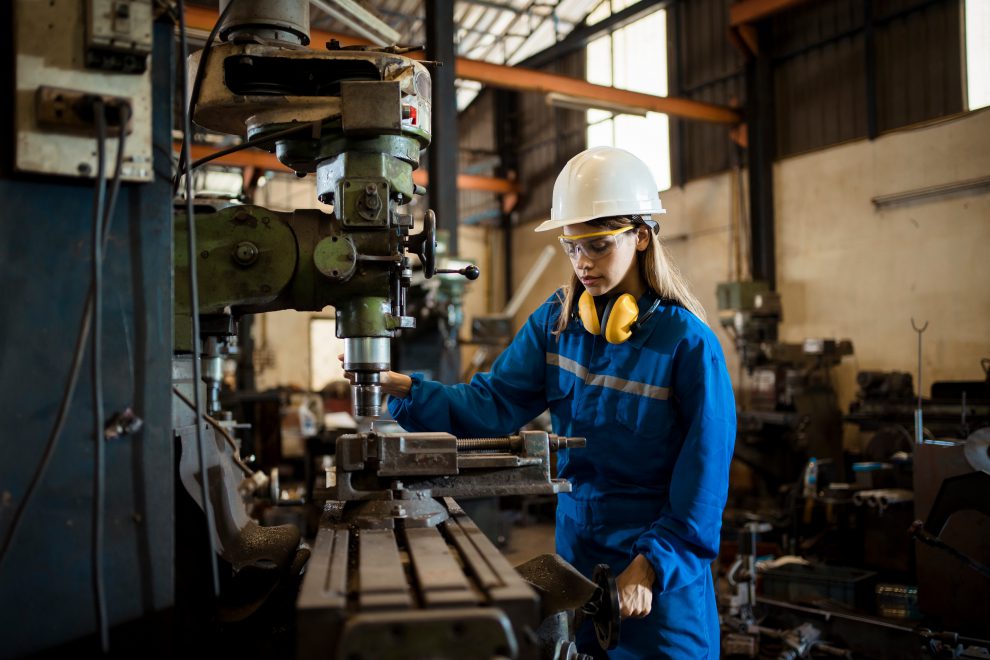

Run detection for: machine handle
[[436, 264, 480, 280], [406, 209, 437, 278]]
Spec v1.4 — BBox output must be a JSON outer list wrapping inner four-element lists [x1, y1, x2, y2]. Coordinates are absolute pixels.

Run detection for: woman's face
[[561, 221, 649, 297]]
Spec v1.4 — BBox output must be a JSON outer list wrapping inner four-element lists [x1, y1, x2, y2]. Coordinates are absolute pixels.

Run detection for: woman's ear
[[635, 226, 650, 251]]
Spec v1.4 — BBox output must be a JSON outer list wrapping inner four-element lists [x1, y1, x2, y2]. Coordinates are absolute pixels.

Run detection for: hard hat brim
[[534, 209, 666, 233]]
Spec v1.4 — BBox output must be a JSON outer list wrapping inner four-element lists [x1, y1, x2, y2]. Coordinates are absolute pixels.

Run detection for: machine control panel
[[12, 0, 153, 182]]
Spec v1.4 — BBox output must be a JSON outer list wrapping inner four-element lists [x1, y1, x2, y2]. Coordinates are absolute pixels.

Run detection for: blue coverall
[[389, 291, 736, 659]]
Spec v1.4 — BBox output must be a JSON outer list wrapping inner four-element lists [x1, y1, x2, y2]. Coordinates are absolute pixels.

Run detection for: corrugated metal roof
[[306, 0, 600, 108]]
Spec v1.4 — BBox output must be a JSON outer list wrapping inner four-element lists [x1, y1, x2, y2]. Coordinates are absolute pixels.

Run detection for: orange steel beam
[[729, 0, 815, 26], [181, 142, 521, 194], [184, 7, 741, 125], [457, 59, 740, 124], [188, 143, 291, 172], [185, 5, 360, 47]]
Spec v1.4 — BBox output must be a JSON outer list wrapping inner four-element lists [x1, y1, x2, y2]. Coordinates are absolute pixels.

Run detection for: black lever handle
[[436, 264, 480, 280]]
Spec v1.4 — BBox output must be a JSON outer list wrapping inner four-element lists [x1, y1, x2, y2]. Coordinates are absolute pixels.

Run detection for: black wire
[[172, 0, 238, 194], [186, 120, 324, 173], [0, 106, 130, 574], [177, 0, 221, 598], [104, 105, 132, 231], [91, 101, 109, 654]]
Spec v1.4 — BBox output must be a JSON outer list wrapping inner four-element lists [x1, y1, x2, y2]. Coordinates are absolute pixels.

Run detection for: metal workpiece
[[218, 0, 310, 46]]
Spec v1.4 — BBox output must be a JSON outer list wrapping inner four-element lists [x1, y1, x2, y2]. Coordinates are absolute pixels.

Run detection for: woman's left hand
[[616, 554, 656, 618]]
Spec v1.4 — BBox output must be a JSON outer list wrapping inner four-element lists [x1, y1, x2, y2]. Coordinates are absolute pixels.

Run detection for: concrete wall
[[509, 109, 990, 414], [774, 109, 990, 409]]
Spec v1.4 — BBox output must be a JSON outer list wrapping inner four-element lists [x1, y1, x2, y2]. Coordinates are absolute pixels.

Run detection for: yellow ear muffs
[[601, 293, 640, 344], [577, 290, 601, 335], [578, 291, 640, 344]]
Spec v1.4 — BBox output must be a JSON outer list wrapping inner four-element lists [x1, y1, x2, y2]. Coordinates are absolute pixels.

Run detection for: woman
[[374, 146, 735, 659]]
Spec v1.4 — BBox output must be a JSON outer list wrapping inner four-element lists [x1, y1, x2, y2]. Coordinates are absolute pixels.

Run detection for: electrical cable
[[172, 0, 238, 195], [177, 0, 221, 598], [171, 386, 254, 478], [0, 103, 130, 582], [104, 104, 132, 233], [90, 101, 110, 654], [93, 101, 130, 654]]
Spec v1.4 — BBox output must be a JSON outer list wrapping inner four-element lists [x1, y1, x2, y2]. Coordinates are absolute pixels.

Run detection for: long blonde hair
[[553, 216, 707, 336]]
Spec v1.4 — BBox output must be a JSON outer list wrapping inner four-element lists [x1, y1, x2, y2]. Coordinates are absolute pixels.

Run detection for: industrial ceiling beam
[[182, 143, 521, 194], [183, 6, 741, 125], [457, 58, 740, 123]]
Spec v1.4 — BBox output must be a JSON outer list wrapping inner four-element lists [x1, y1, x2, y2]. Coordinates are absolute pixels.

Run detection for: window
[[586, 1, 671, 190], [966, 0, 990, 110], [309, 317, 345, 391]]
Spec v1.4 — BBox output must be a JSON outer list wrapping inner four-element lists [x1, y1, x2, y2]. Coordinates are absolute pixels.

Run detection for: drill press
[[175, 0, 475, 418]]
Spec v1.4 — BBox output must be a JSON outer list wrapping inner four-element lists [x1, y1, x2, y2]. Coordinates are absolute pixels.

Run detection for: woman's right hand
[[337, 354, 413, 399]]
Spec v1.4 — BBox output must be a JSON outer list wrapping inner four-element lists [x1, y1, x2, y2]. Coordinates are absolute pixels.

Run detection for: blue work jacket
[[389, 290, 736, 659]]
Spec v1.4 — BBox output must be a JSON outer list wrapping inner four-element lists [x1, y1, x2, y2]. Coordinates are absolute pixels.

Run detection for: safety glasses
[[557, 226, 635, 261]]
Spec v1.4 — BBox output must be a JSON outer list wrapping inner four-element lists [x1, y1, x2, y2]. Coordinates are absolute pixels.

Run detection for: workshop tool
[[174, 1, 477, 420], [299, 430, 620, 659], [169, 6, 617, 657]]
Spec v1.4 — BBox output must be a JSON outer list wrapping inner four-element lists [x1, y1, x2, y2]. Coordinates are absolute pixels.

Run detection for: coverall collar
[[625, 292, 665, 349]]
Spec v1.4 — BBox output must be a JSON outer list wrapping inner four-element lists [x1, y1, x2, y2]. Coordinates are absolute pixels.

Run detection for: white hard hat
[[535, 146, 666, 232]]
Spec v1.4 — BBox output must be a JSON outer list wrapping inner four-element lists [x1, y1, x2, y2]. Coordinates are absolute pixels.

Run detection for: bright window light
[[967, 0, 990, 110], [310, 317, 346, 391], [585, 6, 671, 190]]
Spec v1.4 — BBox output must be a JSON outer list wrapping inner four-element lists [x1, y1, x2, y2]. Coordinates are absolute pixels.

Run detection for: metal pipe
[[872, 175, 990, 209], [310, 0, 399, 46], [503, 245, 556, 318]]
